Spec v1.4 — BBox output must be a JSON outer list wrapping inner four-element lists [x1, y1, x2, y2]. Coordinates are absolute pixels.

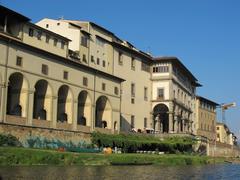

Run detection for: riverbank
[[0, 147, 227, 166]]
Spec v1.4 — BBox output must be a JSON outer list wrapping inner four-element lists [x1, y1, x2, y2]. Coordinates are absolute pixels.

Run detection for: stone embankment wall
[[208, 142, 240, 157], [0, 123, 91, 148]]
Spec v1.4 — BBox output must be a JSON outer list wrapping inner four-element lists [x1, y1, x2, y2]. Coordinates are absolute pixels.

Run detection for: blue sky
[[1, 0, 239, 137]]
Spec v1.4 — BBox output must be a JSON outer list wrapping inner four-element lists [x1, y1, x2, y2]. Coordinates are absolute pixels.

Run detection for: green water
[[0, 164, 239, 180]]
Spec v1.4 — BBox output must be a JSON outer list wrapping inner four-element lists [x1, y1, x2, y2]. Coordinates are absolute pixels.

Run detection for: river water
[[0, 164, 240, 180]]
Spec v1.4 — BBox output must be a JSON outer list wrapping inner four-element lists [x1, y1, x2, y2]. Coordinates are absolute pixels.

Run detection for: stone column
[[168, 112, 173, 133], [173, 115, 178, 133], [27, 89, 35, 126], [51, 95, 58, 128], [0, 83, 7, 123], [72, 99, 78, 131], [91, 104, 95, 131], [154, 115, 159, 133], [182, 119, 185, 133]]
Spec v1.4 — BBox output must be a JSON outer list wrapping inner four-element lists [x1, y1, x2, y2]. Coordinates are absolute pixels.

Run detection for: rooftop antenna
[[58, 16, 64, 20], [147, 46, 152, 56]]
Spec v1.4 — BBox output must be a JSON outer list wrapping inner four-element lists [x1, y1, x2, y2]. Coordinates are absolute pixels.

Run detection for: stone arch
[[57, 85, 73, 124], [77, 90, 92, 126], [7, 72, 29, 117], [95, 96, 112, 129], [153, 103, 169, 133], [33, 79, 52, 121]]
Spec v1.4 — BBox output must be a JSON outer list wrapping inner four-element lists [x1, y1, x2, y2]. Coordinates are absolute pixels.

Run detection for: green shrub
[[0, 134, 22, 147], [91, 132, 195, 153]]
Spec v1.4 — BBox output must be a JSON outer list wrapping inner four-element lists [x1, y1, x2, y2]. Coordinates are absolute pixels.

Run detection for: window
[[16, 56, 22, 67], [82, 54, 87, 63], [131, 83, 135, 97], [217, 133, 220, 138], [131, 57, 135, 70], [83, 77, 88, 86], [81, 35, 88, 47], [42, 64, 48, 75], [97, 58, 100, 65], [102, 83, 106, 91], [144, 118, 147, 128], [114, 87, 119, 95], [96, 37, 105, 47], [102, 60, 106, 67], [131, 115, 135, 128], [217, 127, 219, 130], [46, 35, 50, 43], [63, 71, 68, 80], [157, 88, 164, 99], [118, 52, 123, 65], [53, 38, 58, 46], [37, 31, 42, 40], [144, 87, 148, 101], [141, 62, 150, 72], [131, 98, 135, 104], [46, 24, 49, 28], [153, 67, 156, 73], [29, 28, 34, 37], [153, 66, 169, 73], [57, 22, 60, 26], [91, 55, 94, 63], [61, 41, 65, 49]]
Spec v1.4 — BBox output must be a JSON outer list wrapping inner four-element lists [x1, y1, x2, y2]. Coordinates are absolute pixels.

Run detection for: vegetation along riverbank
[[0, 133, 236, 166], [0, 147, 226, 166]]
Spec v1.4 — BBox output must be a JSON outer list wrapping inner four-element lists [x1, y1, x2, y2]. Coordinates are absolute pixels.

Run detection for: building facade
[[0, 6, 123, 134], [151, 57, 200, 134], [37, 18, 153, 132], [216, 122, 236, 145], [195, 96, 218, 142]]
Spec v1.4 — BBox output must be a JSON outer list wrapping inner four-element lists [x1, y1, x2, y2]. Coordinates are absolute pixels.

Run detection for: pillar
[[27, 89, 34, 126], [0, 83, 7, 123], [154, 115, 160, 133], [91, 104, 95, 131], [168, 113, 173, 133], [72, 99, 78, 131], [182, 119, 185, 133], [51, 95, 58, 128], [173, 115, 178, 133]]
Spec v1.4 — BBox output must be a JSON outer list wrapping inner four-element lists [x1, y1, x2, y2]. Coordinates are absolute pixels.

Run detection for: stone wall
[[0, 123, 91, 149], [208, 141, 240, 157]]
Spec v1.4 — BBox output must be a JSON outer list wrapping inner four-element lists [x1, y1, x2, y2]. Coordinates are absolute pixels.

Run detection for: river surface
[[0, 164, 240, 180]]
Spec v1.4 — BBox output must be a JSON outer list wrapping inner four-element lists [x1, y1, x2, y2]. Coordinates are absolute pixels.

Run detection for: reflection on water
[[0, 164, 240, 180]]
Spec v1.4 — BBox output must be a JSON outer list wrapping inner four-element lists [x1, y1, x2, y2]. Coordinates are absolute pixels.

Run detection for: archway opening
[[57, 85, 73, 123], [95, 96, 112, 129], [7, 73, 28, 117], [33, 80, 52, 120], [77, 91, 91, 126], [153, 103, 169, 133]]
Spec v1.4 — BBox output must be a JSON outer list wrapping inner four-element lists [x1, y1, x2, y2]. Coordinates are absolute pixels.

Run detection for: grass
[[0, 147, 225, 166]]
